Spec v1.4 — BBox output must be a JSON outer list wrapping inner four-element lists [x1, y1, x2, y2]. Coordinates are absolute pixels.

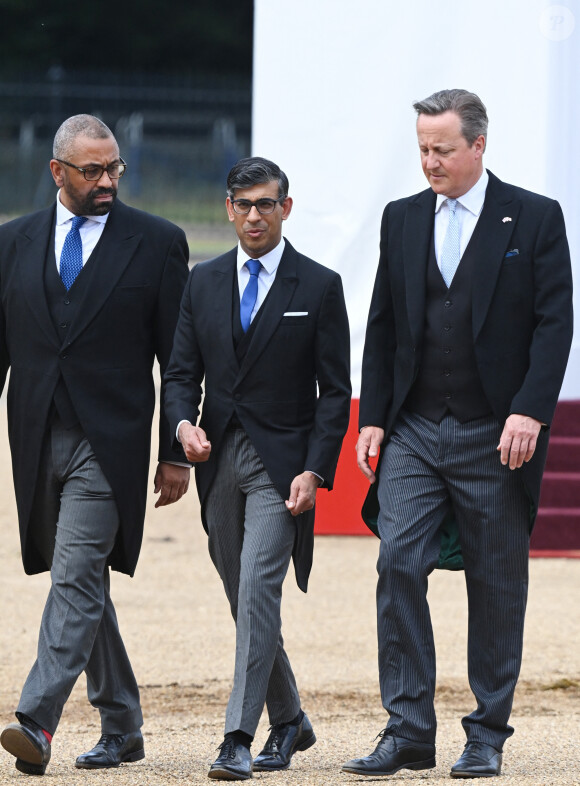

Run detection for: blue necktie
[[440, 198, 461, 288], [60, 216, 88, 290], [240, 259, 261, 332]]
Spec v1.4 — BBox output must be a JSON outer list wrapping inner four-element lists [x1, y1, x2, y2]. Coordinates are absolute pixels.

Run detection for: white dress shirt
[[434, 169, 489, 268], [237, 236, 285, 322], [54, 191, 109, 271]]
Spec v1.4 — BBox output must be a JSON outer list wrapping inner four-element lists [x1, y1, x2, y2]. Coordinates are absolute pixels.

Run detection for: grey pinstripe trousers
[[205, 428, 301, 737], [376, 411, 530, 750], [17, 418, 142, 735]]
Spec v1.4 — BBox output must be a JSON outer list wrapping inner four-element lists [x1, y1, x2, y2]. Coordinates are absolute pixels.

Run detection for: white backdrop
[[253, 0, 579, 398]]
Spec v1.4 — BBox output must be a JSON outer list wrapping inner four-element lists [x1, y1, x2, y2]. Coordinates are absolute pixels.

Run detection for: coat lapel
[[236, 240, 299, 383], [404, 189, 435, 347], [210, 248, 238, 361], [64, 200, 142, 348], [471, 171, 520, 340], [18, 205, 60, 348]]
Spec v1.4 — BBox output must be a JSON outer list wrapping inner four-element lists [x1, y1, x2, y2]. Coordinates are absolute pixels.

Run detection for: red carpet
[[315, 399, 580, 558], [530, 400, 580, 557]]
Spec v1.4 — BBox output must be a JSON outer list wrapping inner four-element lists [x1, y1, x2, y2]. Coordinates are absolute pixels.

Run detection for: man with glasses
[[164, 156, 351, 780], [0, 114, 190, 775]]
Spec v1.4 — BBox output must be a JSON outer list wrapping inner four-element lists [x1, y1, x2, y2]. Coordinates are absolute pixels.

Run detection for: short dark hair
[[413, 89, 488, 148], [226, 156, 289, 200]]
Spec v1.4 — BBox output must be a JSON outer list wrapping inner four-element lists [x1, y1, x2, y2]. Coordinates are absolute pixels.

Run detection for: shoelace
[[97, 734, 125, 747], [217, 738, 237, 760], [266, 724, 285, 750]]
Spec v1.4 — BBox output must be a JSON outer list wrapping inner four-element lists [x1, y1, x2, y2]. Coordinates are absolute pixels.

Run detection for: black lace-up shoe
[[342, 730, 435, 776], [450, 741, 502, 778], [1, 717, 52, 776], [209, 737, 252, 780], [75, 731, 144, 769], [253, 713, 316, 771]]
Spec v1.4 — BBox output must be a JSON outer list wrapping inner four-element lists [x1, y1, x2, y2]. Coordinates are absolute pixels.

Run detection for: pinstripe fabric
[[205, 429, 301, 737], [17, 418, 142, 735], [376, 411, 529, 749]]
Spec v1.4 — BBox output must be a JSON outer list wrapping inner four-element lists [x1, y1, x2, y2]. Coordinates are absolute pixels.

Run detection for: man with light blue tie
[[0, 114, 190, 775], [164, 157, 351, 780], [343, 89, 573, 778]]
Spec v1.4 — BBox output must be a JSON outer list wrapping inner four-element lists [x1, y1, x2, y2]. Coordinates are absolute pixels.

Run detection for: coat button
[[64, 299, 70, 305], [234, 393, 242, 401]]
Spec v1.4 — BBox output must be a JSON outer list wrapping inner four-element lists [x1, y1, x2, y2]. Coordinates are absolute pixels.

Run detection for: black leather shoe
[[253, 712, 316, 771], [1, 718, 52, 776], [75, 731, 144, 769], [450, 742, 502, 778], [342, 731, 435, 776], [209, 738, 252, 780]]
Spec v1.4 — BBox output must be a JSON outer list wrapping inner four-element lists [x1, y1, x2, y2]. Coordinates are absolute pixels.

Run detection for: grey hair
[[53, 115, 115, 159], [413, 89, 488, 148], [226, 156, 289, 200]]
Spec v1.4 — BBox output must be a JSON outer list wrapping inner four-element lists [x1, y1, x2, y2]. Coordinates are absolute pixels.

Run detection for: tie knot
[[246, 259, 261, 277], [71, 216, 88, 231], [446, 198, 458, 215]]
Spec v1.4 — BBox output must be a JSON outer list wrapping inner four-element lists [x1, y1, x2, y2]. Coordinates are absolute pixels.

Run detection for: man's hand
[[285, 472, 321, 516], [356, 426, 385, 483], [178, 422, 211, 463], [153, 462, 190, 508], [497, 414, 542, 470]]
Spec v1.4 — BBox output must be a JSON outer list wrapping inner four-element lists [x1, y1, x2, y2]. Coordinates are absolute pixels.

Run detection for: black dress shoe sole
[[252, 731, 317, 771], [342, 756, 436, 776], [208, 765, 252, 780], [1, 727, 48, 774], [450, 769, 499, 778], [75, 748, 145, 769]]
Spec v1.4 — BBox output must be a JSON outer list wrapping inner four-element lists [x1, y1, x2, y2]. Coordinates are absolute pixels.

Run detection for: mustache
[[91, 187, 116, 197]]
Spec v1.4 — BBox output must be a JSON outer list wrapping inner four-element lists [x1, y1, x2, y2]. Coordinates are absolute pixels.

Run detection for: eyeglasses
[[56, 158, 127, 181], [231, 197, 285, 215]]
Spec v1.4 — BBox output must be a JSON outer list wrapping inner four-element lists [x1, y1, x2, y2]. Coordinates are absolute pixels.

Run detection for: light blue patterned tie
[[440, 198, 460, 288], [60, 215, 88, 290], [240, 259, 261, 332]]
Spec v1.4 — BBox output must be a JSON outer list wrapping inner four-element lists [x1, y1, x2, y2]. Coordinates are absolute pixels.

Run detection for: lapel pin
[[502, 216, 512, 223]]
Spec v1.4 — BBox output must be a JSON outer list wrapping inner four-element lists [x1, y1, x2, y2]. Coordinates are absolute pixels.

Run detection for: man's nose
[[96, 169, 114, 186], [247, 205, 261, 220], [425, 151, 440, 170]]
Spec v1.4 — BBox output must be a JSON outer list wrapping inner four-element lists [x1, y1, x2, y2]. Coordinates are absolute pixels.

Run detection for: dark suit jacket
[[360, 170, 573, 549], [163, 239, 351, 591], [0, 199, 189, 576]]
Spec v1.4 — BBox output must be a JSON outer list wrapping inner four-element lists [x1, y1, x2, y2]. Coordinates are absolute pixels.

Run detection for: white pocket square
[[283, 311, 308, 316]]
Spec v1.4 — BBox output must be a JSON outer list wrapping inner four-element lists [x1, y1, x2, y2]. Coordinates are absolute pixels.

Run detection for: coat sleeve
[[162, 264, 206, 452], [154, 224, 191, 463], [304, 272, 351, 489], [509, 200, 574, 425], [359, 204, 397, 431]]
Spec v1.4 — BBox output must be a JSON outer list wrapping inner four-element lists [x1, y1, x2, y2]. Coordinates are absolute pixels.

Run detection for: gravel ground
[[0, 404, 579, 784]]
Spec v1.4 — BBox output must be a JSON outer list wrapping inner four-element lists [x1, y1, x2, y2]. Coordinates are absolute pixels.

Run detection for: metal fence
[[0, 70, 252, 219]]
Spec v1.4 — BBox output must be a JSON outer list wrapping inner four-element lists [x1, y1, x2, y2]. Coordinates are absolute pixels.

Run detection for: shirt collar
[[236, 236, 286, 276], [55, 191, 110, 226], [435, 169, 489, 216]]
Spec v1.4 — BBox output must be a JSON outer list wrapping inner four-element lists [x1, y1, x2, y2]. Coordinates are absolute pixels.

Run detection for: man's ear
[[50, 159, 65, 188], [225, 197, 236, 223], [281, 196, 293, 220]]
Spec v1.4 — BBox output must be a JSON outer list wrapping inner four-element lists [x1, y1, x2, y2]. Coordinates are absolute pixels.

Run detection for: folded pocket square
[[504, 249, 519, 258], [283, 311, 308, 316]]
